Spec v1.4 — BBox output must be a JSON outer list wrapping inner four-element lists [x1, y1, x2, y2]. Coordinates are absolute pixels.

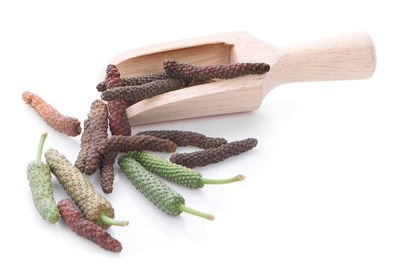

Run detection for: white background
[[1, 0, 399, 270]]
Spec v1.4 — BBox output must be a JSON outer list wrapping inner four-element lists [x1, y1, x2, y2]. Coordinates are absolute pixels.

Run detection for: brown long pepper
[[100, 65, 132, 193], [169, 138, 258, 168], [98, 135, 177, 155], [22, 91, 81, 137], [107, 99, 131, 136], [84, 100, 109, 176], [100, 152, 118, 194], [96, 72, 170, 92], [74, 118, 92, 172], [101, 78, 186, 104], [136, 130, 228, 149], [163, 59, 270, 84], [105, 64, 122, 89], [58, 199, 122, 253], [100, 102, 130, 193], [105, 65, 132, 136]]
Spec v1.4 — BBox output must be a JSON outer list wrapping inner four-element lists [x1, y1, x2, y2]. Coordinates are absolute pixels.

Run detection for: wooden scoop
[[102, 31, 376, 125]]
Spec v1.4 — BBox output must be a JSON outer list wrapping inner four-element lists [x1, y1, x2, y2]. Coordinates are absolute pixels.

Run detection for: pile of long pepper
[[23, 59, 267, 253]]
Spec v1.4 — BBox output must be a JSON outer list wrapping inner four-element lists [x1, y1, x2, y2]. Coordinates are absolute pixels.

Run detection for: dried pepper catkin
[[98, 135, 177, 155], [101, 78, 186, 104], [74, 118, 92, 173], [129, 151, 244, 189], [58, 199, 122, 253], [118, 155, 214, 220], [96, 72, 170, 92], [100, 151, 118, 194], [136, 130, 227, 149], [45, 148, 128, 229], [27, 133, 59, 223], [105, 65, 132, 136], [101, 99, 131, 193], [107, 99, 131, 136], [105, 64, 123, 89], [22, 91, 81, 137], [163, 59, 270, 84], [84, 100, 109, 176], [99, 65, 132, 193], [170, 138, 258, 168]]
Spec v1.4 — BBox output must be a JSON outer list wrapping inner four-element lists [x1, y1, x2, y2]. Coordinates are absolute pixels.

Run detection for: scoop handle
[[274, 32, 376, 85]]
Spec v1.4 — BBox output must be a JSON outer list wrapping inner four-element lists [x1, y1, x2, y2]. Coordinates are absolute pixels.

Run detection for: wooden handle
[[273, 32, 376, 84]]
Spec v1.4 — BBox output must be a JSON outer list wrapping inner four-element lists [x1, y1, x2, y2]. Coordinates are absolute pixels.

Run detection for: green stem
[[36, 133, 48, 161], [179, 204, 215, 221], [99, 211, 129, 227], [202, 174, 245, 185]]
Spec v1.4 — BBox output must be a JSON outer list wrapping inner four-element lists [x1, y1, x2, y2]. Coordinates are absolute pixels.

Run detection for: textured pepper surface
[[105, 65, 132, 136], [136, 130, 227, 149], [100, 151, 118, 194], [97, 72, 170, 92], [22, 91, 81, 137], [105, 65, 122, 89], [27, 133, 59, 223], [107, 99, 131, 136], [163, 59, 270, 84], [45, 148, 115, 229], [100, 65, 132, 193], [27, 161, 59, 223], [98, 135, 177, 155], [170, 138, 258, 168], [100, 152, 117, 194], [74, 118, 92, 173], [101, 78, 186, 104], [118, 155, 185, 216], [58, 199, 122, 253], [84, 100, 109, 176], [129, 151, 204, 188], [103, 99, 131, 194]]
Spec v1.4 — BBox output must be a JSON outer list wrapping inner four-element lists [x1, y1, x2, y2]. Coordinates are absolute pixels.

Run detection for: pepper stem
[[201, 174, 245, 185], [179, 204, 215, 221], [36, 133, 48, 161], [99, 211, 129, 227]]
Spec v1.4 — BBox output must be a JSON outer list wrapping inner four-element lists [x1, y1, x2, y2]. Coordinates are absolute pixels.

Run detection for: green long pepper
[[118, 155, 214, 220], [26, 133, 59, 223], [128, 151, 244, 188]]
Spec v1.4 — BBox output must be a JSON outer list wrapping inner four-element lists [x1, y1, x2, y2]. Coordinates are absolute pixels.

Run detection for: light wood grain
[[102, 31, 376, 125]]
